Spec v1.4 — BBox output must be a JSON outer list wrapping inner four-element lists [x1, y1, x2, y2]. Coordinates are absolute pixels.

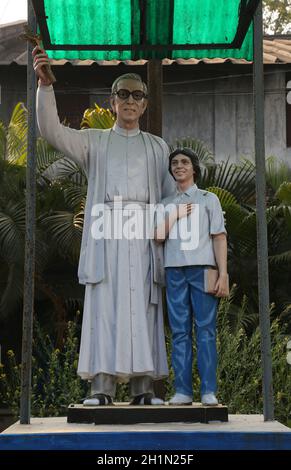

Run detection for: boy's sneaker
[[169, 393, 192, 405], [201, 393, 218, 406]]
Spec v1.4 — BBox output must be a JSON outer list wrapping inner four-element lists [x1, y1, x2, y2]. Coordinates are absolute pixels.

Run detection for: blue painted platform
[[1, 415, 291, 450]]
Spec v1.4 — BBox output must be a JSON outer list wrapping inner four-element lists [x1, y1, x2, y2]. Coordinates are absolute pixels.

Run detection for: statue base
[[67, 402, 228, 425]]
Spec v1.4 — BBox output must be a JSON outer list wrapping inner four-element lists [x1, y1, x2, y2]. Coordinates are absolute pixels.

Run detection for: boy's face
[[170, 154, 195, 185]]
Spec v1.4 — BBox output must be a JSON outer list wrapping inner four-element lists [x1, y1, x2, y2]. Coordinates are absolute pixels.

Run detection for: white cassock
[[77, 124, 168, 382]]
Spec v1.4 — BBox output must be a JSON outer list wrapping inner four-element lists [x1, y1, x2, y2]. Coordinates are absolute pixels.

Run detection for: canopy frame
[[20, 0, 274, 425]]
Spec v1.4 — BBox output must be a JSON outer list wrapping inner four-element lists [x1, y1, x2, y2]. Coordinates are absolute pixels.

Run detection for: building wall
[[0, 67, 27, 125], [162, 70, 291, 164]]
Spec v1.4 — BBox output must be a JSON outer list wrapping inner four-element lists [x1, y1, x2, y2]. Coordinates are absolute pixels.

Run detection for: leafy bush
[[0, 312, 89, 416], [217, 293, 291, 426]]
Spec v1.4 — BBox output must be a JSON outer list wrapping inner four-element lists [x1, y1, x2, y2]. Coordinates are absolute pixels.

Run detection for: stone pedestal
[[67, 402, 228, 425]]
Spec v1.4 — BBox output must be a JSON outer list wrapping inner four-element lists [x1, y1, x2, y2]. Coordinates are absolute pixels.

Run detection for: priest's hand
[[32, 46, 55, 87]]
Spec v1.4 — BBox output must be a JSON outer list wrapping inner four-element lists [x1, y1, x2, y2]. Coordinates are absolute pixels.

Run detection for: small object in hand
[[204, 268, 229, 297], [19, 25, 56, 84]]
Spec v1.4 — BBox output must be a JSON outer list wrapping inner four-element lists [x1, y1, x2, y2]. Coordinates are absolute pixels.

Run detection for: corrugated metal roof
[[1, 21, 291, 66], [263, 38, 291, 63]]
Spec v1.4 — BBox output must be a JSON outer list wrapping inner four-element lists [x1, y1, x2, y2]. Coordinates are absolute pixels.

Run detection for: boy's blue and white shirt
[[156, 184, 227, 268]]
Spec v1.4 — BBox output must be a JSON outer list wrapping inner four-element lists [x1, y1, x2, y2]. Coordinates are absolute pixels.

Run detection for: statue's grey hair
[[111, 73, 148, 96]]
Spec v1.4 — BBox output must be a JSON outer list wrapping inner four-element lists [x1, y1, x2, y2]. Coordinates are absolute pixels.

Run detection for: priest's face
[[110, 79, 148, 129]]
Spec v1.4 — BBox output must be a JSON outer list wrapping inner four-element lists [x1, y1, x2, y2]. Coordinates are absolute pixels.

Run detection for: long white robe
[[78, 125, 168, 381], [36, 86, 176, 382]]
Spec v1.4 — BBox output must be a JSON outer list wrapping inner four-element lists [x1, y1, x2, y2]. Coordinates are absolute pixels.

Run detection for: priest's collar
[[113, 123, 140, 137]]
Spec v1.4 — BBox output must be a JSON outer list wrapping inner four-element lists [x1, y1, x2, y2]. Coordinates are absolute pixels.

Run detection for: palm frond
[[0, 201, 26, 261], [40, 210, 83, 263], [266, 156, 291, 193], [81, 104, 115, 129], [269, 250, 291, 265], [63, 185, 87, 210], [224, 203, 250, 235], [51, 158, 87, 185], [266, 205, 291, 235], [229, 158, 256, 203], [230, 211, 257, 254], [171, 137, 214, 166], [0, 121, 6, 159], [0, 159, 26, 201], [212, 158, 235, 189], [205, 186, 238, 206], [275, 182, 291, 205], [36, 138, 64, 176], [6, 103, 28, 164], [201, 158, 256, 204]]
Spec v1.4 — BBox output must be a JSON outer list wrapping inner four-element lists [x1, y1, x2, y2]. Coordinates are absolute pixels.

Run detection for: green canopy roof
[[32, 0, 259, 61]]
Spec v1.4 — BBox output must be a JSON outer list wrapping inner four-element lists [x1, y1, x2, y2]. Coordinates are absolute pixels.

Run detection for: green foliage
[[0, 313, 89, 416], [0, 350, 21, 413], [201, 158, 256, 205], [266, 157, 291, 194], [263, 1, 291, 34], [31, 315, 89, 416], [40, 210, 83, 264], [0, 103, 27, 164], [275, 182, 291, 206], [172, 137, 214, 167], [81, 104, 116, 129], [206, 187, 237, 207], [217, 294, 291, 427], [216, 291, 263, 413]]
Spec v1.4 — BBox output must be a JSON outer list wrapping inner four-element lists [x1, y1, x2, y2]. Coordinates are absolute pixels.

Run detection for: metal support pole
[[147, 60, 163, 136], [147, 59, 165, 400], [20, 0, 37, 424], [253, 1, 274, 421]]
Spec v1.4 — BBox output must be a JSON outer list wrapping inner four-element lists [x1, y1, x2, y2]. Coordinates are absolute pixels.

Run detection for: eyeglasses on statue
[[113, 89, 148, 101]]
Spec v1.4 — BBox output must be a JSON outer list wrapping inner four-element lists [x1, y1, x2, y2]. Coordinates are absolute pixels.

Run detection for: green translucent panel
[[43, 0, 254, 61], [172, 28, 253, 60], [172, 0, 253, 59], [146, 0, 172, 45], [173, 0, 241, 45], [45, 0, 132, 60]]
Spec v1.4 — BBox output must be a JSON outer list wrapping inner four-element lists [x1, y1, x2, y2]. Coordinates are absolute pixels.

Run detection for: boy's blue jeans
[[165, 266, 218, 397]]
